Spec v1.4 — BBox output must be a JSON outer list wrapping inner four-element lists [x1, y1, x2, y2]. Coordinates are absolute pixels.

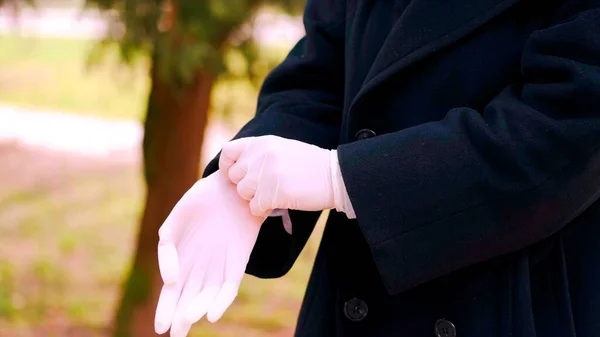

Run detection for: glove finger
[[219, 137, 252, 174], [169, 241, 211, 334], [169, 321, 191, 337], [250, 193, 271, 218], [227, 161, 248, 184], [207, 281, 239, 323], [157, 179, 205, 285], [156, 236, 204, 336], [170, 283, 203, 337], [249, 164, 280, 217], [236, 176, 257, 201], [158, 242, 180, 285], [184, 250, 224, 324], [205, 237, 249, 323], [155, 283, 181, 335], [183, 284, 220, 325], [158, 194, 196, 284]]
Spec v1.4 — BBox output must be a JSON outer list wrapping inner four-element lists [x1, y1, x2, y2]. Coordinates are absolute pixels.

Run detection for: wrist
[[329, 150, 356, 219]]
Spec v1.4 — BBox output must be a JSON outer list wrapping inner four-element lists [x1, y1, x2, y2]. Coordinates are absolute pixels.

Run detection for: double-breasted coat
[[204, 0, 600, 335]]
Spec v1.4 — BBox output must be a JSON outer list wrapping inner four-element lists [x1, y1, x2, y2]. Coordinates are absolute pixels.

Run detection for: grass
[[0, 34, 292, 129], [0, 146, 143, 332], [0, 35, 150, 121], [0, 144, 323, 336]]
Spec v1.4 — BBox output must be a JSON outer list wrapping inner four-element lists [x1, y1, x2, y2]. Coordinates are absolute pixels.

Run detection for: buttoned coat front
[[203, 0, 600, 336]]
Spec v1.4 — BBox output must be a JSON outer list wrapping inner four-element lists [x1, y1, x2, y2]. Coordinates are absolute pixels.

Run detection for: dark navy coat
[[204, 0, 600, 335]]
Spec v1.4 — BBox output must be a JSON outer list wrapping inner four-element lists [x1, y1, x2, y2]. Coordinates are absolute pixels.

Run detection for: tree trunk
[[112, 58, 214, 337]]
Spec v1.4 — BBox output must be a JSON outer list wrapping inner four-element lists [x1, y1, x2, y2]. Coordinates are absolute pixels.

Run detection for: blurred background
[[0, 0, 324, 336]]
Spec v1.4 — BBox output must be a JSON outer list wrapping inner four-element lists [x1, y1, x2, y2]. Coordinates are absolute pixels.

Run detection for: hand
[[218, 135, 334, 217], [154, 171, 265, 337]]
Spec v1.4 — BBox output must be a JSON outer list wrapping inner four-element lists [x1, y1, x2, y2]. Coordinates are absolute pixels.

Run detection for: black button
[[355, 128, 376, 140], [435, 319, 456, 337], [344, 298, 368, 322]]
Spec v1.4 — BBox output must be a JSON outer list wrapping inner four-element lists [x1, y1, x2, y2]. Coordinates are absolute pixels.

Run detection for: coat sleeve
[[202, 0, 346, 278], [337, 4, 600, 295]]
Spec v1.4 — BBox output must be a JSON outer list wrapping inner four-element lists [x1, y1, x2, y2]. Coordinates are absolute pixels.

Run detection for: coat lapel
[[349, 0, 521, 111]]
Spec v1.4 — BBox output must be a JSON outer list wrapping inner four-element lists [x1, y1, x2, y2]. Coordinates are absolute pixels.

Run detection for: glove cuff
[[330, 150, 356, 219]]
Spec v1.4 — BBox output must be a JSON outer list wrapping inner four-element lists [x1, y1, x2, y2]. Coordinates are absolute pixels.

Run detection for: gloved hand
[[155, 171, 265, 337], [219, 135, 355, 219]]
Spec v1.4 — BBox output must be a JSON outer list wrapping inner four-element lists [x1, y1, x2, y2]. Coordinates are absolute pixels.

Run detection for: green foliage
[[0, 35, 294, 125], [84, 0, 305, 85], [0, 0, 34, 8], [0, 35, 149, 121]]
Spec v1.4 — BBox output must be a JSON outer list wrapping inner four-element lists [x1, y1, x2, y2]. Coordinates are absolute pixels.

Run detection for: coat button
[[355, 128, 376, 140], [434, 319, 456, 337], [344, 298, 368, 322]]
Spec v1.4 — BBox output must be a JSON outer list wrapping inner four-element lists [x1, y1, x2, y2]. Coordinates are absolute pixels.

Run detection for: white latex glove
[[155, 171, 265, 337], [218, 135, 356, 219]]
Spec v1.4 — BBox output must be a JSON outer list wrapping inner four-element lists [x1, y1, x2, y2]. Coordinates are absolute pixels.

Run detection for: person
[[153, 0, 600, 336]]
